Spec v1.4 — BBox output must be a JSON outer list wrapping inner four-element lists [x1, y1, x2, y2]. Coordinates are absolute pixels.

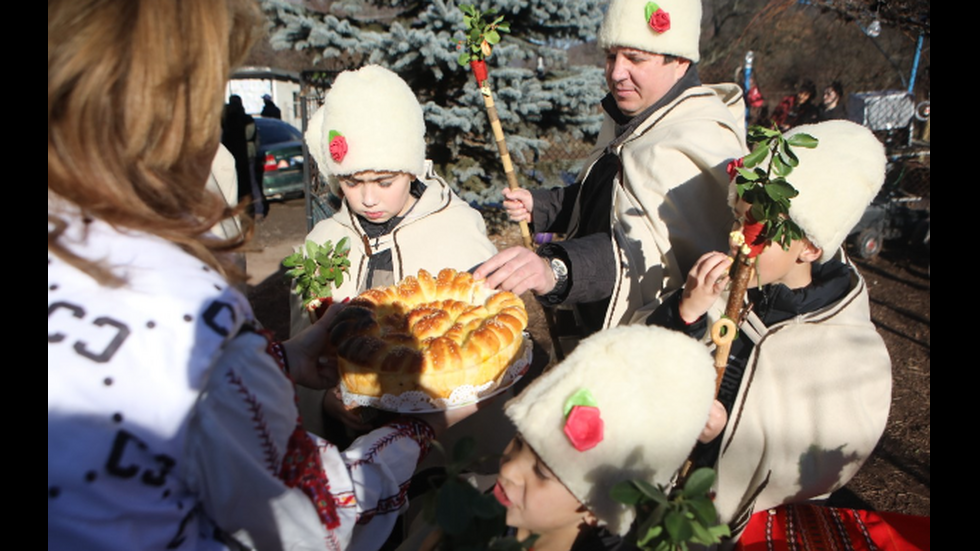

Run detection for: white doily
[[340, 333, 533, 413]]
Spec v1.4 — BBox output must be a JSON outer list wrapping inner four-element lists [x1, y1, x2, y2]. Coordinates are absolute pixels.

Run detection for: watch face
[[551, 258, 568, 278]]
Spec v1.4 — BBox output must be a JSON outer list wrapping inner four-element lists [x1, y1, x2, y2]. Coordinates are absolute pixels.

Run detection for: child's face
[[338, 171, 414, 224], [731, 199, 815, 289], [494, 435, 591, 537]]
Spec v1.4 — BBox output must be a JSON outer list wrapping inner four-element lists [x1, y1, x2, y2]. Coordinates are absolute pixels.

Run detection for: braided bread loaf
[[330, 268, 528, 400]]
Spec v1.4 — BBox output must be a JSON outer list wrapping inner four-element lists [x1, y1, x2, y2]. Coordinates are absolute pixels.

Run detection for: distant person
[[222, 94, 266, 218], [770, 79, 819, 131], [817, 80, 848, 121], [260, 93, 282, 119]]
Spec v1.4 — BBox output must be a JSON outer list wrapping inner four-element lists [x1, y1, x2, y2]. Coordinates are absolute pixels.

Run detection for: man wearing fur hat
[[646, 120, 893, 540], [476, 0, 747, 342]]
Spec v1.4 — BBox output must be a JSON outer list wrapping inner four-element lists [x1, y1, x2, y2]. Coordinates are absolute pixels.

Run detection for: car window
[[256, 119, 302, 144]]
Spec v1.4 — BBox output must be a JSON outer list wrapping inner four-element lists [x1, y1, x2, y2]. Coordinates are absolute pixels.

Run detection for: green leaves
[[456, 4, 511, 66], [733, 125, 817, 252], [282, 237, 351, 310], [611, 468, 730, 551]]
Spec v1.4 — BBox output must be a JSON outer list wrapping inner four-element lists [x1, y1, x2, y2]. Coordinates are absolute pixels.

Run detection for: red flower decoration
[[329, 134, 348, 163], [564, 405, 604, 451], [649, 8, 670, 33], [741, 213, 768, 258], [726, 157, 744, 181], [470, 59, 489, 85], [645, 2, 670, 33]]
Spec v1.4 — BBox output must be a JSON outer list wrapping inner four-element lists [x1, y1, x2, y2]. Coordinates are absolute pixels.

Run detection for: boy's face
[[604, 47, 690, 116], [494, 435, 591, 536], [338, 170, 414, 224], [731, 199, 815, 289]]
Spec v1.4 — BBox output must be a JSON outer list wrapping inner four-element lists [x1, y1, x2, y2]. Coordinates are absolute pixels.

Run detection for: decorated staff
[[457, 4, 533, 249], [674, 124, 817, 485], [711, 125, 817, 392]]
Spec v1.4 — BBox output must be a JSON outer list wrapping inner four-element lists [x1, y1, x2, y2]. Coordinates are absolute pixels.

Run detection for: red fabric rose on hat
[[328, 130, 347, 163], [645, 2, 671, 33], [563, 389, 604, 451], [564, 406, 604, 451], [726, 157, 744, 181]]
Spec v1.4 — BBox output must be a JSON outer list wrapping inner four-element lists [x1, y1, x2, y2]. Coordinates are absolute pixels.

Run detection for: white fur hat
[[737, 120, 887, 263], [305, 65, 426, 181], [598, 0, 702, 63], [504, 325, 716, 536]]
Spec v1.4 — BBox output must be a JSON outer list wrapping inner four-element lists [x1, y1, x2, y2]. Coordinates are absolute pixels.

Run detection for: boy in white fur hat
[[494, 324, 719, 550], [646, 120, 893, 540], [289, 65, 499, 442]]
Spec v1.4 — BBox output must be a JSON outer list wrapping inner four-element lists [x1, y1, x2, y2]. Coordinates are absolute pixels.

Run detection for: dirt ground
[[246, 196, 930, 518]]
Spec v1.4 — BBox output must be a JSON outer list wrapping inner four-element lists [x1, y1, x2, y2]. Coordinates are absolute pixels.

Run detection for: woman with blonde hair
[[48, 2, 474, 549]]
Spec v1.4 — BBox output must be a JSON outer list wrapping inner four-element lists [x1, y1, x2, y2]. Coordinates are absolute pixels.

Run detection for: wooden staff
[[676, 251, 755, 483], [709, 251, 755, 395], [472, 68, 533, 250]]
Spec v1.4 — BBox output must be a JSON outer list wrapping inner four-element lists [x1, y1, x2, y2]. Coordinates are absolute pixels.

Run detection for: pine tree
[[262, 0, 608, 206]]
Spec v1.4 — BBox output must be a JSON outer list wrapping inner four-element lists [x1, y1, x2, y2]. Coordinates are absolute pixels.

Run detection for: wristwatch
[[549, 256, 569, 294]]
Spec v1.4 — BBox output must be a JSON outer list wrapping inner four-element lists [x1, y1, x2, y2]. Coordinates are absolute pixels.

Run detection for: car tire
[[855, 227, 884, 259]]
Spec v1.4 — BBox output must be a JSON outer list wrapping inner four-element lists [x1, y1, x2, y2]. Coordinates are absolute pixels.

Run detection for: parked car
[[254, 117, 305, 201], [847, 156, 930, 260]]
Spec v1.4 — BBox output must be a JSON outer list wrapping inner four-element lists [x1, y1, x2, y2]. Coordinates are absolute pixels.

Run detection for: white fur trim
[[504, 325, 715, 536], [305, 65, 426, 180], [598, 0, 702, 62]]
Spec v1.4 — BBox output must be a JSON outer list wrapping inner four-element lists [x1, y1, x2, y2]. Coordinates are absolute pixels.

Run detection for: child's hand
[[322, 386, 372, 432], [502, 187, 533, 223], [679, 252, 733, 324], [698, 399, 728, 443]]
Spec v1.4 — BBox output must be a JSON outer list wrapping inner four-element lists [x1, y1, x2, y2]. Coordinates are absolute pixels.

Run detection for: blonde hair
[[48, 0, 264, 285]]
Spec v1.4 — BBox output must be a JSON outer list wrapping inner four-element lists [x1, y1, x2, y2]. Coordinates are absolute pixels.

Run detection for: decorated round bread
[[329, 268, 529, 401]]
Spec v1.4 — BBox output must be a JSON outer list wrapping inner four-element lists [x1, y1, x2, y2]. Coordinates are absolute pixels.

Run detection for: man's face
[[604, 46, 690, 116]]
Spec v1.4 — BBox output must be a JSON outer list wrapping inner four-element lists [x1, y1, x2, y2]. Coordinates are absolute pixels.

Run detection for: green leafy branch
[[282, 237, 351, 311], [457, 4, 510, 66], [733, 125, 819, 251], [421, 438, 534, 551], [611, 468, 730, 551]]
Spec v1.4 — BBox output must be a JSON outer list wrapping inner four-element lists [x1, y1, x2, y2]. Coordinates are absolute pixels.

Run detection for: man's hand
[[502, 187, 533, 223], [473, 246, 556, 296], [280, 302, 344, 389], [678, 252, 732, 324]]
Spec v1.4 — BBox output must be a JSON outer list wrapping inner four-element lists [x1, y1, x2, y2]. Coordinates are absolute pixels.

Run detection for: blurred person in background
[[818, 80, 848, 121]]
